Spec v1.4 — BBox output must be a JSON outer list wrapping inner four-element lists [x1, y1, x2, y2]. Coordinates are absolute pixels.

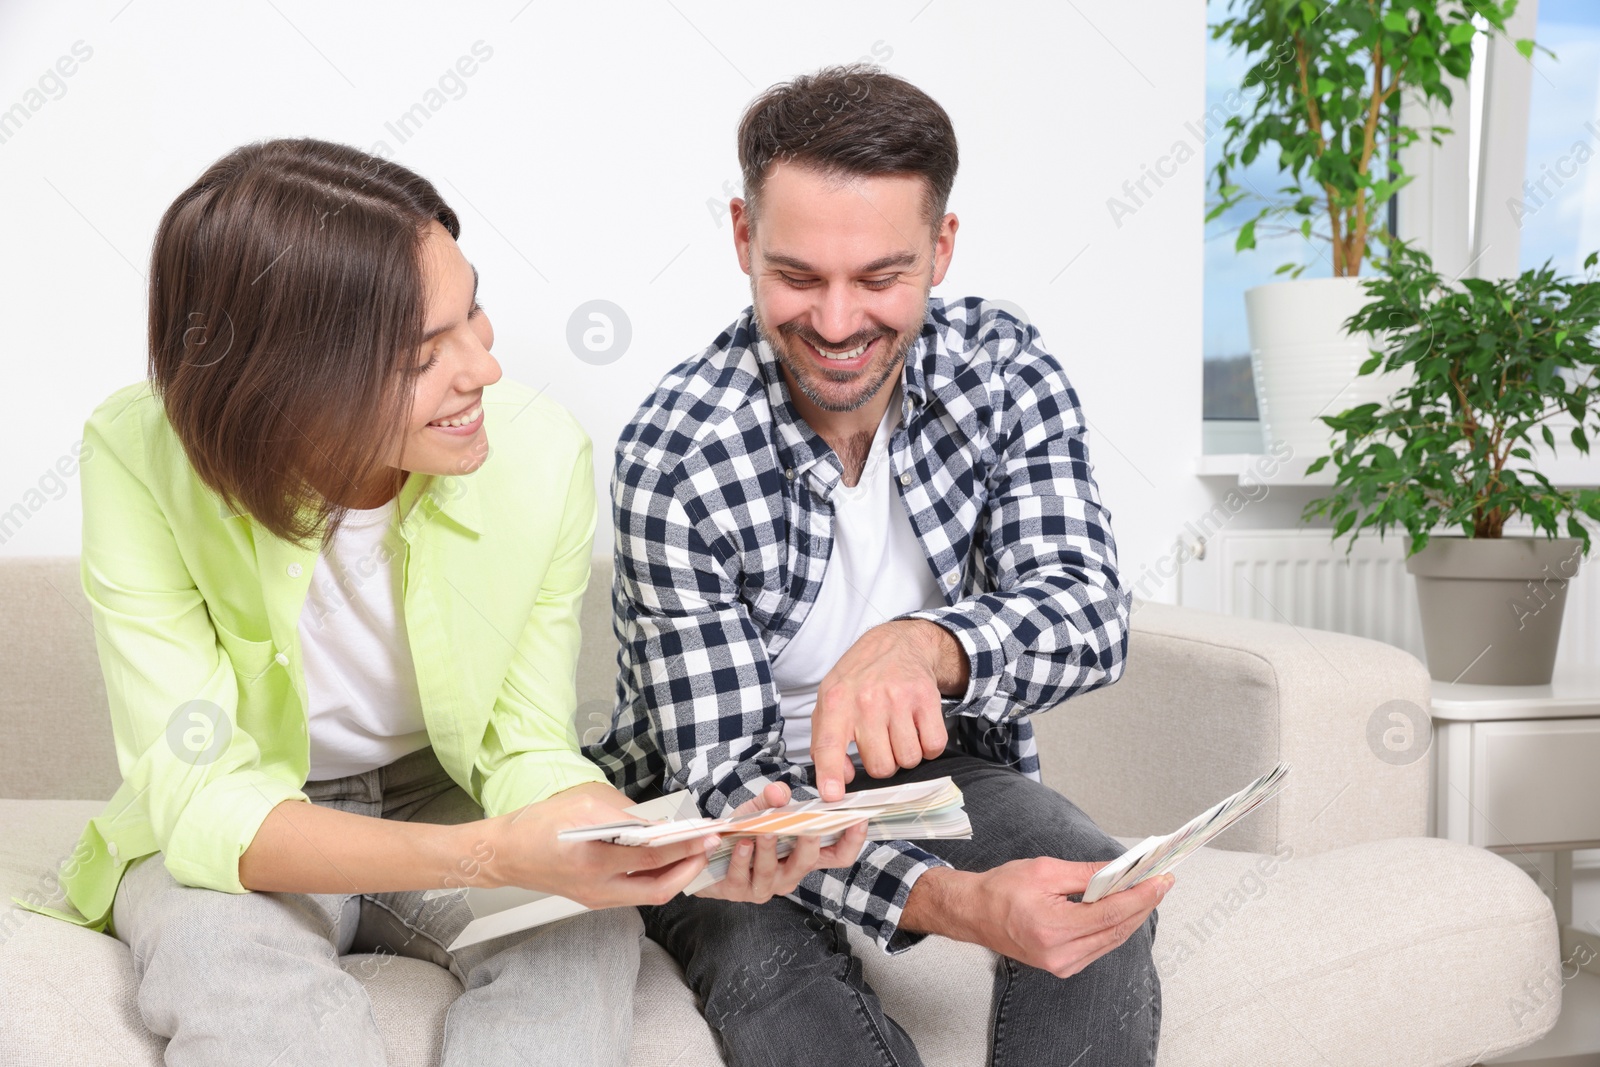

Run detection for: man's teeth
[[816, 340, 871, 361], [429, 405, 482, 429]]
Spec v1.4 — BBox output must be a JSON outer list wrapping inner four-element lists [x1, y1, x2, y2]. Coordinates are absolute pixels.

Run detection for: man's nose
[[812, 285, 865, 345]]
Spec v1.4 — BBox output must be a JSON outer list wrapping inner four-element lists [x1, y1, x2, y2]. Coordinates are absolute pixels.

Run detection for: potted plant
[[1303, 240, 1600, 685], [1208, 0, 1528, 455]]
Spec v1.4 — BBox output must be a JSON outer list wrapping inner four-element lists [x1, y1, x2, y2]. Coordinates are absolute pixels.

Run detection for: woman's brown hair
[[148, 137, 458, 545]]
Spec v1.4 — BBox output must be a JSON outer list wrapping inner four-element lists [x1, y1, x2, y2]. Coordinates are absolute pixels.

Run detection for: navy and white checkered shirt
[[584, 296, 1130, 952]]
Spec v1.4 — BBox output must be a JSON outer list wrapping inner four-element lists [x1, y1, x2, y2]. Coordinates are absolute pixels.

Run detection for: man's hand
[[810, 620, 970, 801], [900, 858, 1171, 977], [482, 785, 721, 910], [695, 782, 870, 903]]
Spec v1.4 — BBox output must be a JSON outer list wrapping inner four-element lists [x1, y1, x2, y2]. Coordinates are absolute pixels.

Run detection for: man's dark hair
[[737, 65, 958, 229], [148, 137, 458, 545]]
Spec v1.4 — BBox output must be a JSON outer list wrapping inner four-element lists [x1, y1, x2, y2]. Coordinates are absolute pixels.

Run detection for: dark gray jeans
[[112, 746, 644, 1067], [644, 754, 1161, 1067]]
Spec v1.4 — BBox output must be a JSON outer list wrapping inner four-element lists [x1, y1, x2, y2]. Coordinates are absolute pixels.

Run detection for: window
[[1517, 0, 1600, 275], [1202, 0, 1334, 422]]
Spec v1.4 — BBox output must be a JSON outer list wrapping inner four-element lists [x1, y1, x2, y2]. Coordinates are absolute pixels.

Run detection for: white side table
[[1430, 669, 1600, 977]]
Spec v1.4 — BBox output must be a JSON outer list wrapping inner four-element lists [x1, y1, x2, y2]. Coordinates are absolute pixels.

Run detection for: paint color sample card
[[557, 776, 970, 849], [448, 779, 972, 951], [1081, 762, 1291, 904]]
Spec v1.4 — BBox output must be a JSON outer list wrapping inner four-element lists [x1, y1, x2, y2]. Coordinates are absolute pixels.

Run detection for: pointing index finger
[[809, 702, 854, 802]]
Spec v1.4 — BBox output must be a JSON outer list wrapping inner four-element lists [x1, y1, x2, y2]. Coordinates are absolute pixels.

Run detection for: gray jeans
[[645, 754, 1160, 1067], [112, 746, 643, 1067]]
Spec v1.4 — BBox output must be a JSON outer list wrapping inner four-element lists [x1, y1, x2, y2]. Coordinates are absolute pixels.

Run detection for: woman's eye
[[416, 352, 440, 374], [468, 302, 484, 318]]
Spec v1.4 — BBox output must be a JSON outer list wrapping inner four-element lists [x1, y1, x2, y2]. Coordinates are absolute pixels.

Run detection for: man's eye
[[780, 273, 818, 288], [862, 276, 898, 290]]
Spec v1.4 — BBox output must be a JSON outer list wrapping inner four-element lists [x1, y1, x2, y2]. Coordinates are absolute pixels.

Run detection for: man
[[586, 66, 1165, 1066]]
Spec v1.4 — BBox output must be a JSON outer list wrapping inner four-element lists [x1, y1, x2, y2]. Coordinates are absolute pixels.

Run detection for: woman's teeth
[[817, 339, 871, 361], [429, 404, 482, 429]]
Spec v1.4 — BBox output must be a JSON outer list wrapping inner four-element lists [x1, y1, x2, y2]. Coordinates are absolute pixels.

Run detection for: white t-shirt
[[771, 389, 945, 765], [297, 500, 431, 780]]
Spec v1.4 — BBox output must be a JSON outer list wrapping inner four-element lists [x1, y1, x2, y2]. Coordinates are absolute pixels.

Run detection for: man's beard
[[752, 283, 923, 414]]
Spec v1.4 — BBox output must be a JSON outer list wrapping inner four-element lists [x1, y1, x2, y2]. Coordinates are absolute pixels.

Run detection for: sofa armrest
[[1031, 601, 1431, 858]]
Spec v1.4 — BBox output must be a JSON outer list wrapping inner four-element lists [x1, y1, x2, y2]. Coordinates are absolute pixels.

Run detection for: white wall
[[0, 0, 1213, 600]]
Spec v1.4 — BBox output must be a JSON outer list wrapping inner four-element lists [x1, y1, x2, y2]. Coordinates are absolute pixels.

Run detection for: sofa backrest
[[1, 555, 1431, 861], [0, 555, 625, 801], [0, 557, 119, 799]]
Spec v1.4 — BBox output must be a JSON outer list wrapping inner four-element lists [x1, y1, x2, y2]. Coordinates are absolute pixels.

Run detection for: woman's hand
[[482, 784, 720, 909], [694, 782, 870, 904]]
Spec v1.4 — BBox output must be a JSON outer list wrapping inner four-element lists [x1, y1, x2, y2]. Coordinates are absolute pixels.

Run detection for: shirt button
[[899, 471, 913, 487], [946, 570, 960, 584], [287, 563, 303, 578], [785, 468, 795, 481], [106, 841, 118, 859], [274, 652, 290, 667]]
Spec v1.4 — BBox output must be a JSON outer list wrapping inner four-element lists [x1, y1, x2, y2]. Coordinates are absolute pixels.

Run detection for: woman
[[50, 138, 860, 1067]]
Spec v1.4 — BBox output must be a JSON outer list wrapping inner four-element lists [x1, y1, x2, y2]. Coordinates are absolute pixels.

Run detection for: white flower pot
[[1245, 277, 1404, 460]]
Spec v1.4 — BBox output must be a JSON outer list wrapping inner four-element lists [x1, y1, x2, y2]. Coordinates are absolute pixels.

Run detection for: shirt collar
[[903, 298, 971, 415], [397, 468, 482, 540], [750, 318, 839, 492]]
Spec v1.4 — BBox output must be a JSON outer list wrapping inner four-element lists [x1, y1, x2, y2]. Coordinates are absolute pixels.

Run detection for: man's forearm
[[898, 865, 978, 941]]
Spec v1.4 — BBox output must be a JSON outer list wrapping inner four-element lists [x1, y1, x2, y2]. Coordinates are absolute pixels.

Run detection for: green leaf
[[1236, 218, 1257, 252], [1305, 455, 1330, 474], [1515, 38, 1535, 60], [1574, 425, 1591, 454], [1382, 11, 1410, 33]]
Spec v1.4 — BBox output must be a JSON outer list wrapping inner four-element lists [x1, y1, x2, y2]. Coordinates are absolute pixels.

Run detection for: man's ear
[[731, 198, 754, 275], [930, 212, 959, 287]]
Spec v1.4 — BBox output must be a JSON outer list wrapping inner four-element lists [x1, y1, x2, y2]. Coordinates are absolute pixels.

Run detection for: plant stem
[[1293, 33, 1347, 275]]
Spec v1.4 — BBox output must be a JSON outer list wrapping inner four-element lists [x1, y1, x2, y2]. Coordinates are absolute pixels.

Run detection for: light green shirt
[[36, 378, 606, 932]]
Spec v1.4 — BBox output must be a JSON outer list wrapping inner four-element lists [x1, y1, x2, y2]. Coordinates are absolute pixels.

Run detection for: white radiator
[[1176, 528, 1599, 675]]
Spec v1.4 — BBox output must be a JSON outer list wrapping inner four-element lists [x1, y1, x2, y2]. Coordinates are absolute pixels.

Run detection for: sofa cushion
[[1, 799, 1559, 1067], [847, 834, 1558, 1067]]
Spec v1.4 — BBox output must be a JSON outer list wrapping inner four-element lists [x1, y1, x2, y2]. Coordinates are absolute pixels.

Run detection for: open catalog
[[1080, 762, 1292, 903], [440, 777, 971, 950], [441, 763, 1290, 950]]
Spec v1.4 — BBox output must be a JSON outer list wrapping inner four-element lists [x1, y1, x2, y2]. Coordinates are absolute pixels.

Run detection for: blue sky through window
[[1203, 0, 1334, 367], [1518, 0, 1600, 276]]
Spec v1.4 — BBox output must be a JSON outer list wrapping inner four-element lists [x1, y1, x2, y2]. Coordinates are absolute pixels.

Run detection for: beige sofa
[[0, 555, 1560, 1065]]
